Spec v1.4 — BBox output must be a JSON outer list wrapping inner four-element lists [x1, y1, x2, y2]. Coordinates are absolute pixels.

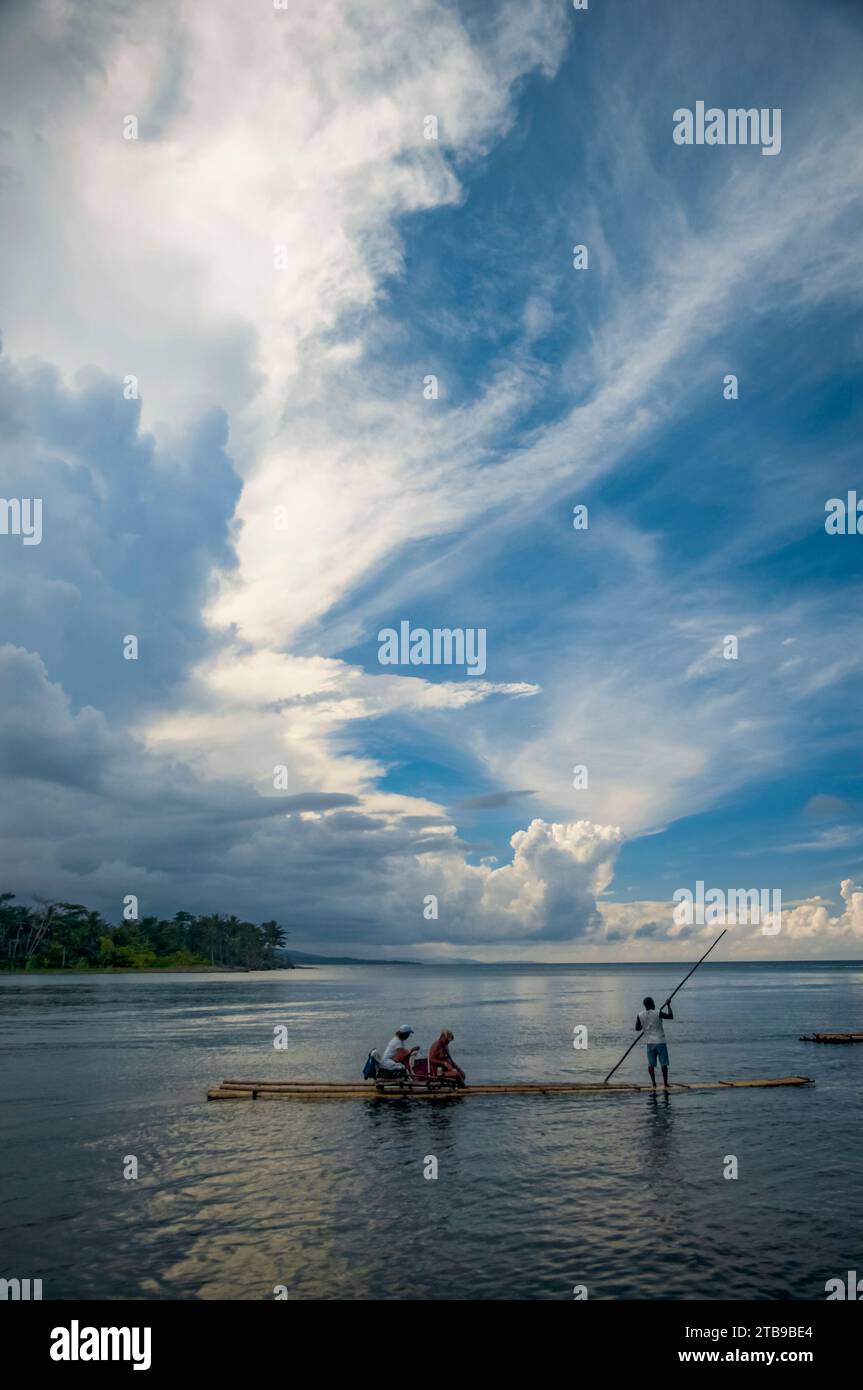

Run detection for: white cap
[[398, 1024, 414, 1035]]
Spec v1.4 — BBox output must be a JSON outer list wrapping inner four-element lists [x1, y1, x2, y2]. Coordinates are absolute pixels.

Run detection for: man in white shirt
[[377, 1025, 419, 1077], [635, 996, 674, 1089]]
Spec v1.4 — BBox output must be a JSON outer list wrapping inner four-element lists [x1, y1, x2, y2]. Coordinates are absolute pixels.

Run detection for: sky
[[1, 0, 862, 961]]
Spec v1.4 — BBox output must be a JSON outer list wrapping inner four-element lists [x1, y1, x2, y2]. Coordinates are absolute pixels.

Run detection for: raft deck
[[207, 1076, 814, 1101], [800, 1031, 863, 1043]]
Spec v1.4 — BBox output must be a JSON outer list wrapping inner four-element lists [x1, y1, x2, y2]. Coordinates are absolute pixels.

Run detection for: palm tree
[[261, 920, 286, 951]]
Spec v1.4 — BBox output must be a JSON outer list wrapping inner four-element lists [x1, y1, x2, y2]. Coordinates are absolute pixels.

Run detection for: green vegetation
[[0, 894, 291, 971]]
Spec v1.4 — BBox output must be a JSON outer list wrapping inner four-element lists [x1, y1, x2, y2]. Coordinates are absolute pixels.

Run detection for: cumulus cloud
[[418, 818, 625, 943], [3, 641, 862, 958], [594, 882, 863, 963], [0, 642, 620, 946], [770, 880, 863, 944]]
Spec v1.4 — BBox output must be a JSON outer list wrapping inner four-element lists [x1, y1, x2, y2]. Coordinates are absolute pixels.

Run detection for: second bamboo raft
[[800, 1031, 863, 1043]]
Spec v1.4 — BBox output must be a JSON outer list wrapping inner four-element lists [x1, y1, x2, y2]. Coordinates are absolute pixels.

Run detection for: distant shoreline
[[4, 958, 861, 975], [286, 956, 863, 968], [3, 963, 306, 975]]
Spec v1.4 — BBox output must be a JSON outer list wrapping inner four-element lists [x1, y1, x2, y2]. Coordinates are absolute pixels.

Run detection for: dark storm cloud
[[0, 646, 388, 922], [0, 355, 241, 717]]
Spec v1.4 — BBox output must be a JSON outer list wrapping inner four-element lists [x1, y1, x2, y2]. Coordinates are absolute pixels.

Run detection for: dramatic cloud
[[2, 0, 863, 958], [0, 353, 240, 714], [0, 644, 618, 945]]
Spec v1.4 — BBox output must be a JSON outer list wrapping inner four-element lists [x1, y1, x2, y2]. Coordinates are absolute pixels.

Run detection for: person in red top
[[428, 1029, 465, 1085]]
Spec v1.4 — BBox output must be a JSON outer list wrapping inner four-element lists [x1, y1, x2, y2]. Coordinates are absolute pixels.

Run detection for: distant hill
[[280, 948, 424, 966]]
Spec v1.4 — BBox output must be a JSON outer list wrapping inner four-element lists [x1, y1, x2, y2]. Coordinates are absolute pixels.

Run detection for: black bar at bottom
[[6, 1298, 858, 1374]]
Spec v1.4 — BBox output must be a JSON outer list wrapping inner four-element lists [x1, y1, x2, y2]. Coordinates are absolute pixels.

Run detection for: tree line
[[0, 894, 291, 970]]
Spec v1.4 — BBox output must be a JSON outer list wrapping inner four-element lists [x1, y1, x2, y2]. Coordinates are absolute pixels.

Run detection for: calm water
[[1, 962, 861, 1301]]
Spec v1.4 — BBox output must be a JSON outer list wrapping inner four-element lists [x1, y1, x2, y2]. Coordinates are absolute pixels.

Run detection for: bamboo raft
[[800, 1031, 863, 1043], [207, 1076, 814, 1102]]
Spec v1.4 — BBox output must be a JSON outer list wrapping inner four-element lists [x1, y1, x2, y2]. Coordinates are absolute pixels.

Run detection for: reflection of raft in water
[[800, 1031, 863, 1043], [207, 1076, 814, 1102]]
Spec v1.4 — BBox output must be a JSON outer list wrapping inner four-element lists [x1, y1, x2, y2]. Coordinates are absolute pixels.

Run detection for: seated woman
[[428, 1029, 466, 1085]]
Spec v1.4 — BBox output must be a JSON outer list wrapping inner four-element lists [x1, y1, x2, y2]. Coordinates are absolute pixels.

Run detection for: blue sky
[[1, 0, 862, 958]]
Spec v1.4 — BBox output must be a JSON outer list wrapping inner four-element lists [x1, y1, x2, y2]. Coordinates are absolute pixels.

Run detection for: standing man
[[635, 996, 673, 1089]]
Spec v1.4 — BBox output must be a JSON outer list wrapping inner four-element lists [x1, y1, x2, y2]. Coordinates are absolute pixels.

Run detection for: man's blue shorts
[[647, 1043, 669, 1068]]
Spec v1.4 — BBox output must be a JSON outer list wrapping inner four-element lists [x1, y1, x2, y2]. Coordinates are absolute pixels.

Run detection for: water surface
[[1, 962, 861, 1300]]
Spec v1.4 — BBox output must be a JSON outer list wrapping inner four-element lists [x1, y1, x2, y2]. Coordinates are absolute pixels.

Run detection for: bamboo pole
[[602, 928, 728, 1084]]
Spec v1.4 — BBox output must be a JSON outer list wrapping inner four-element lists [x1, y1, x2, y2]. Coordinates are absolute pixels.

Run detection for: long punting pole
[[602, 928, 728, 1084]]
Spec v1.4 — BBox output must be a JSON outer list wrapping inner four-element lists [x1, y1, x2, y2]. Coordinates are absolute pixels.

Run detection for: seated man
[[428, 1029, 465, 1085], [377, 1025, 419, 1077]]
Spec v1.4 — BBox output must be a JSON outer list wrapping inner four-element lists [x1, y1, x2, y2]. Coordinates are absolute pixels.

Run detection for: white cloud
[[419, 817, 625, 943], [596, 879, 863, 962], [144, 646, 538, 801], [0, 0, 567, 435], [4, 642, 862, 958], [775, 879, 863, 943], [3, 1, 863, 959]]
